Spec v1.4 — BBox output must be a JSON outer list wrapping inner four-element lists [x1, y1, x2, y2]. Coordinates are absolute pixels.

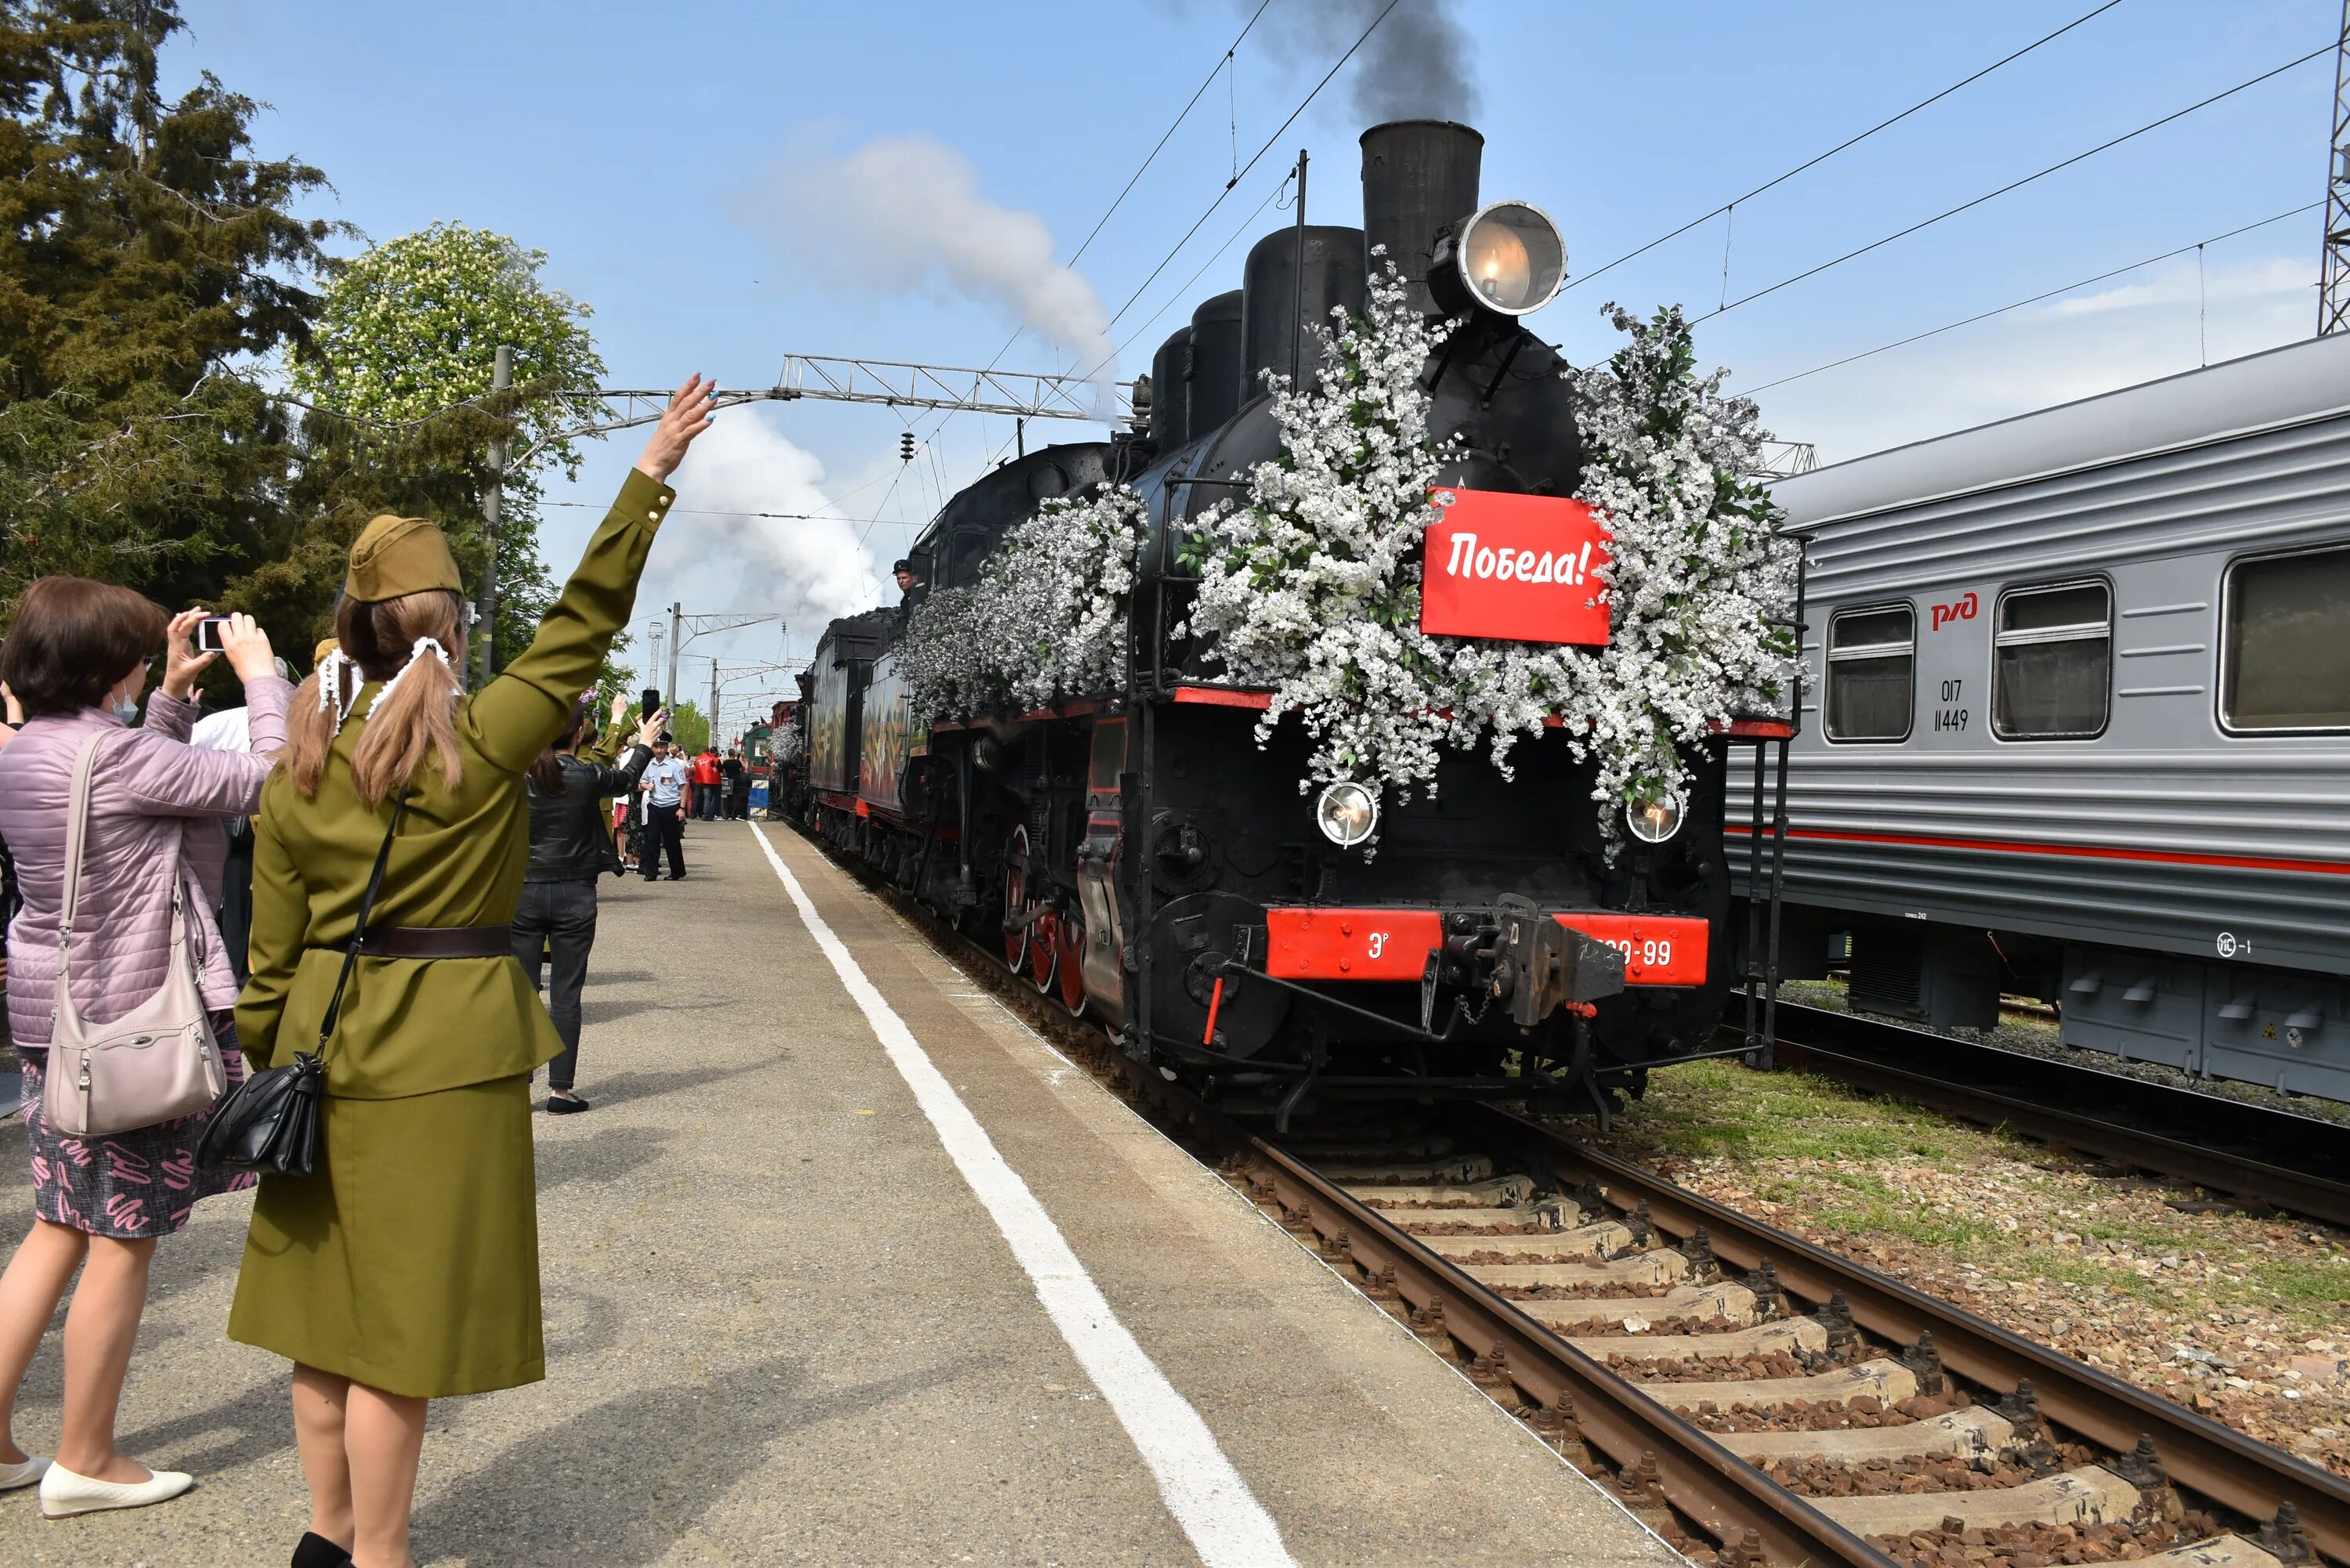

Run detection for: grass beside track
[[1574, 1057, 2350, 1477]]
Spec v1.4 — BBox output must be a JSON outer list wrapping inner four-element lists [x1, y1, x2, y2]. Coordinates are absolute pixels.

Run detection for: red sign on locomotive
[[1420, 488, 1612, 645]]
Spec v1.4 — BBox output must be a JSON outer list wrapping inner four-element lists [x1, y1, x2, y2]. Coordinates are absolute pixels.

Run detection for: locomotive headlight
[[1625, 789, 1685, 845], [1315, 781, 1379, 847], [1455, 201, 1566, 316]]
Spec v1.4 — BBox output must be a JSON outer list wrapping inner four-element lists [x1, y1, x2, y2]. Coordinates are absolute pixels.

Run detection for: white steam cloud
[[636, 410, 888, 715], [736, 133, 1118, 383]]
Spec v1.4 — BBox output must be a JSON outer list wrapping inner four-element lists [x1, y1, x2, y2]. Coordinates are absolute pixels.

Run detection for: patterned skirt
[[17, 1012, 256, 1238]]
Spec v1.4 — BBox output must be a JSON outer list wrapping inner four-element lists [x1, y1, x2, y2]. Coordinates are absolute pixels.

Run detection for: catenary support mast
[[2322, 0, 2350, 334]]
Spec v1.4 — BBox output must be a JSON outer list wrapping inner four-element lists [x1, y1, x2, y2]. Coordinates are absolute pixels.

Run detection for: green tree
[[666, 700, 710, 755], [0, 0, 337, 616], [291, 222, 608, 673]]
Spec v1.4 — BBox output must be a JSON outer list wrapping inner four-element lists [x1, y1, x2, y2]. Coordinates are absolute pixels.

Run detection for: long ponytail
[[279, 591, 466, 804]]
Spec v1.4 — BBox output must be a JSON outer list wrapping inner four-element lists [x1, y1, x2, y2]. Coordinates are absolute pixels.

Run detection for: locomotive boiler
[[794, 120, 1789, 1123]]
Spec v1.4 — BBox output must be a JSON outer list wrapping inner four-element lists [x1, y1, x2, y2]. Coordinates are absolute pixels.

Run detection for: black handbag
[[197, 793, 407, 1176]]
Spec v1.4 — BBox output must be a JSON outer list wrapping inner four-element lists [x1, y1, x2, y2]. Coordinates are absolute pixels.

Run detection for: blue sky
[[167, 1, 2335, 725]]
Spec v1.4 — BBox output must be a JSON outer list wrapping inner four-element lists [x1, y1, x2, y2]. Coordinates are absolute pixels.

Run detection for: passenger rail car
[[799, 119, 1791, 1121], [1749, 333, 2350, 1101]]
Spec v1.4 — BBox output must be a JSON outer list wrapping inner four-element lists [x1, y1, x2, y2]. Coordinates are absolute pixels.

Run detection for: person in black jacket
[[514, 695, 663, 1113]]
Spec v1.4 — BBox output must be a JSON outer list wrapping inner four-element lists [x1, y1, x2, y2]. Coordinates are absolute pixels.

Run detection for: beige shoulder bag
[[42, 729, 227, 1137]]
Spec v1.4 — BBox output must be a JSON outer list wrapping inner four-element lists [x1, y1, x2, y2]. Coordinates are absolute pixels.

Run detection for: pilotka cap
[[344, 513, 463, 603]]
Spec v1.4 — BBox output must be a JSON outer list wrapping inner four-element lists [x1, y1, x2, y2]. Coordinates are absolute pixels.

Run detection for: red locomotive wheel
[[1029, 909, 1060, 992], [1003, 826, 1032, 971], [1056, 913, 1087, 1014]]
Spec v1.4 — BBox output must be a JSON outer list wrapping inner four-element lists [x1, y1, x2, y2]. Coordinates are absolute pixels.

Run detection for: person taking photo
[[227, 376, 715, 1568], [0, 597, 286, 1518]]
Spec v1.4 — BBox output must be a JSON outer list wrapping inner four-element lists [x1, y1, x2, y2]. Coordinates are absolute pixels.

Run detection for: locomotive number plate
[[1553, 913, 1709, 987], [1265, 909, 1444, 981], [1421, 488, 1613, 645]]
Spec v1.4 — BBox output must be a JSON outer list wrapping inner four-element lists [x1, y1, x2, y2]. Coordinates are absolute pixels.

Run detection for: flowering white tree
[[897, 484, 1148, 721]]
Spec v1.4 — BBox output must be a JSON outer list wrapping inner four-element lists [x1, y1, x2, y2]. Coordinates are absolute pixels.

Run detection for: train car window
[[1992, 580, 2110, 739], [1825, 604, 1914, 742], [2222, 544, 2350, 732]]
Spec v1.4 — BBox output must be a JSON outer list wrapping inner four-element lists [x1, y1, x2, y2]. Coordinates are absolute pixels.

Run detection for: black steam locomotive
[[788, 120, 1786, 1123]]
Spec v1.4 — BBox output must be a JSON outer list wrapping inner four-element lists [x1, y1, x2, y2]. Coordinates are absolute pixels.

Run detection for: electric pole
[[473, 343, 513, 687], [667, 602, 682, 712], [2322, 0, 2350, 334]]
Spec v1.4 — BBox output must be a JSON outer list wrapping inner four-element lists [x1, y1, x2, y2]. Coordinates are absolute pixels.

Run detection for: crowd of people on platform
[[0, 378, 720, 1567]]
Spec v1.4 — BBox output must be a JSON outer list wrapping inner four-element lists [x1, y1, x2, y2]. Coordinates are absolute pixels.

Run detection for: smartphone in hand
[[194, 616, 230, 654], [641, 687, 662, 721]]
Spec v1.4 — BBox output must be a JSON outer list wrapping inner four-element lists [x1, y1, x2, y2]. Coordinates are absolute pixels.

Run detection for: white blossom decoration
[[897, 484, 1148, 721]]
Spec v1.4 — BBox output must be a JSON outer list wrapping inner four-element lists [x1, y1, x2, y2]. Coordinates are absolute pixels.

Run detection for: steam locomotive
[[787, 120, 1789, 1123]]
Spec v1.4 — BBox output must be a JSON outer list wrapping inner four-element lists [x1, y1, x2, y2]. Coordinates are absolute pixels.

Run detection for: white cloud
[[1744, 247, 2316, 464], [637, 408, 888, 685], [733, 132, 1119, 390]]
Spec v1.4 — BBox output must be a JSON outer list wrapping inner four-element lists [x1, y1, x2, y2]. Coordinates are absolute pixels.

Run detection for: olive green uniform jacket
[[227, 470, 674, 1398]]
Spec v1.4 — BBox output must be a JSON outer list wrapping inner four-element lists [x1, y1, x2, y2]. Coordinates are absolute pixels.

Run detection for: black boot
[[292, 1531, 353, 1568]]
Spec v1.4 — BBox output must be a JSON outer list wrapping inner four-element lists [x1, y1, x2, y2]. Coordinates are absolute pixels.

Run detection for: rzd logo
[[1930, 592, 1979, 632]]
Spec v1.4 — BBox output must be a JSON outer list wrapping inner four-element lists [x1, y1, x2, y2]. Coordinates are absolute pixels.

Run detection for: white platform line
[[749, 824, 1296, 1568]]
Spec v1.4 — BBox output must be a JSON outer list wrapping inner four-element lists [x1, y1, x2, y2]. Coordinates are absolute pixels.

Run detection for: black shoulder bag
[[197, 793, 407, 1176]]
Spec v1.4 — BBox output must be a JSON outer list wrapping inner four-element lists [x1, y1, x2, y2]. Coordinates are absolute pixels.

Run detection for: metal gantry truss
[[2323, 0, 2350, 334], [1748, 440, 1819, 480], [543, 356, 1133, 452]]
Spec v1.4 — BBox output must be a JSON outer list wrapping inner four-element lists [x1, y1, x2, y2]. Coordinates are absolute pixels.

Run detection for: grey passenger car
[[1747, 331, 2350, 1101]]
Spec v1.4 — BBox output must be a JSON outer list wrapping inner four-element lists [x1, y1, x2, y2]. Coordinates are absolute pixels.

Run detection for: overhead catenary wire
[[1737, 201, 2319, 395], [543, 501, 928, 525], [1571, 0, 2128, 294], [1697, 42, 2337, 323]]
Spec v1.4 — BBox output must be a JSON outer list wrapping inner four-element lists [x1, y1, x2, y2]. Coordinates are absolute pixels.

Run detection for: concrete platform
[[0, 819, 1683, 1566]]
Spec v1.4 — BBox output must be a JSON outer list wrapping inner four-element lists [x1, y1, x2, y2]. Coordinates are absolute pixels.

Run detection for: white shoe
[[0, 1454, 49, 1491], [38, 1460, 193, 1517]]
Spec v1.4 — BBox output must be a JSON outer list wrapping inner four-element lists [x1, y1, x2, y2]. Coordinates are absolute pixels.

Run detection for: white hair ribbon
[[317, 649, 359, 738], [366, 637, 454, 717]]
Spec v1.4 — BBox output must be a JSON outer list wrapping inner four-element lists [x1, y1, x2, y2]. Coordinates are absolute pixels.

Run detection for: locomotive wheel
[[1003, 826, 1032, 971], [1029, 909, 1060, 992], [1056, 912, 1087, 1015]]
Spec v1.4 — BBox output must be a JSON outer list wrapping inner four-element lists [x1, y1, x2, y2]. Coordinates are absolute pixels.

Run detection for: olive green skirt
[[227, 1075, 542, 1399]]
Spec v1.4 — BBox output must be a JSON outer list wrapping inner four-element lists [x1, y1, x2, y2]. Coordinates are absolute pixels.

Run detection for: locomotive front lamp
[[1625, 789, 1685, 845], [1315, 781, 1379, 847], [1441, 201, 1567, 316]]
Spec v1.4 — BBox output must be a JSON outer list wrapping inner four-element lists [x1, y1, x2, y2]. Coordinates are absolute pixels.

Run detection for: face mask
[[110, 695, 140, 722]]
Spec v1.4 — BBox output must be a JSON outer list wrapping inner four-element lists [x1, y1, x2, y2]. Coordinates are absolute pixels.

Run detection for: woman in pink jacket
[[0, 579, 287, 1519]]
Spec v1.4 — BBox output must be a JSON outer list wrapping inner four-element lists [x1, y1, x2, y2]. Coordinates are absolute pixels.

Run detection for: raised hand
[[637, 706, 668, 747], [218, 612, 276, 686], [609, 689, 632, 729], [634, 374, 718, 484], [161, 609, 216, 699]]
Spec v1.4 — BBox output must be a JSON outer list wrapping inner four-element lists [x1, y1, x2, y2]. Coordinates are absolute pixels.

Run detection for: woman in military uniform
[[230, 378, 715, 1568]]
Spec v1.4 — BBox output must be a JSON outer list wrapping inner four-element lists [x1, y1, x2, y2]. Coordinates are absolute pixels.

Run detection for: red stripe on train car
[[1552, 912, 1710, 986], [1171, 685, 1275, 710], [1726, 823, 2350, 878]]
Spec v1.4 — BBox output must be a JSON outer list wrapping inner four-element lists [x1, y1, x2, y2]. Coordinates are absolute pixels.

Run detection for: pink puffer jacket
[[0, 680, 292, 1047]]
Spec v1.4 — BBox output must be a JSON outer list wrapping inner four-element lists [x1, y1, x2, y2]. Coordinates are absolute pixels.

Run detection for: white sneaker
[[38, 1460, 193, 1517], [0, 1454, 49, 1491]]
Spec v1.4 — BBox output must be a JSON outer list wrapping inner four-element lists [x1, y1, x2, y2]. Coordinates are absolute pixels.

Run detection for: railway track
[[1746, 1003, 2350, 1231], [790, 818, 2349, 1567]]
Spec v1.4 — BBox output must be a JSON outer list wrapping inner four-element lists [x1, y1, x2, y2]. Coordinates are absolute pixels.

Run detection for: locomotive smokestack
[[1187, 290, 1246, 435], [1150, 326, 1194, 450], [1359, 120, 1483, 314], [1241, 226, 1368, 399]]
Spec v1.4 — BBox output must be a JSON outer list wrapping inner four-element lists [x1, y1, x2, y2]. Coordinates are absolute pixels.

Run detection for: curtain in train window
[[1825, 604, 1914, 741], [1993, 580, 2110, 739], [2225, 545, 2350, 731]]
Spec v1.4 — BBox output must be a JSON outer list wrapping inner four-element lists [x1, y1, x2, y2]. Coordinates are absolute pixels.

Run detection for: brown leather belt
[[350, 925, 515, 959]]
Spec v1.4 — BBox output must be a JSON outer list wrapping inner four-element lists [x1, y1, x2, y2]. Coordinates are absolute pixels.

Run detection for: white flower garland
[[898, 484, 1148, 721], [1187, 270, 1797, 838]]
